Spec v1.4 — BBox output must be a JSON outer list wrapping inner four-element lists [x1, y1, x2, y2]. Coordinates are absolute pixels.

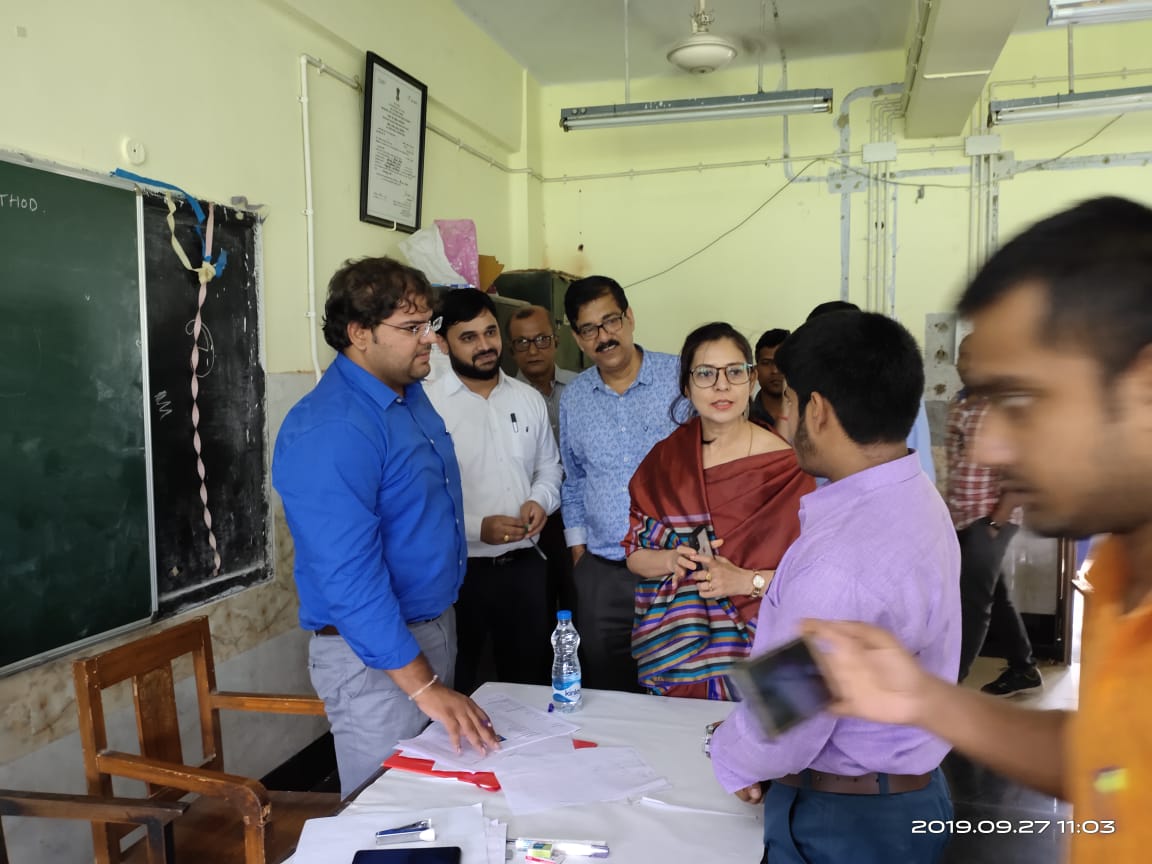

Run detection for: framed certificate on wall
[[360, 52, 428, 233]]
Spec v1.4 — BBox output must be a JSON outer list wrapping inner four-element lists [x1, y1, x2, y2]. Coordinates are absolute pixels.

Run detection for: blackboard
[[141, 192, 269, 611], [0, 156, 153, 671], [0, 157, 270, 674]]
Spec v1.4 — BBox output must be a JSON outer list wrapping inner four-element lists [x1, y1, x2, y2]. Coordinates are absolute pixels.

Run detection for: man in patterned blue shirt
[[559, 276, 680, 692]]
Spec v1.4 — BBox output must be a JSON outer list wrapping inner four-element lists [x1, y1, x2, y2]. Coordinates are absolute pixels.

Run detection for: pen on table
[[510, 412, 519, 433], [376, 819, 435, 844]]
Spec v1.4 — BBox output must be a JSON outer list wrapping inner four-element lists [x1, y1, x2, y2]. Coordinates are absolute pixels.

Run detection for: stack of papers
[[492, 746, 669, 815], [397, 692, 580, 771]]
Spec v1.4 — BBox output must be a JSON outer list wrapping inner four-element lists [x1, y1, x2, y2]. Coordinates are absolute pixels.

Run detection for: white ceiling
[[453, 0, 1055, 86], [452, 0, 919, 84]]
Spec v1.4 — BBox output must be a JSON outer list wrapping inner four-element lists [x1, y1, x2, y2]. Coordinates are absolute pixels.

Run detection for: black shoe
[[981, 666, 1042, 697]]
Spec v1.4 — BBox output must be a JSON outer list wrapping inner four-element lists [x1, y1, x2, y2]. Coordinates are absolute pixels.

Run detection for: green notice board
[[0, 156, 153, 672]]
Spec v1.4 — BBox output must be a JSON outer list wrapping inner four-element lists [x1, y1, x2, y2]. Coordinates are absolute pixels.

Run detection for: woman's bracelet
[[408, 674, 439, 701]]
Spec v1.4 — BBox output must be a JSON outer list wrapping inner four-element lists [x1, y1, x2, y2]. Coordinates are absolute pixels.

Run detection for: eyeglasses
[[379, 316, 442, 338], [690, 363, 754, 388], [511, 334, 555, 353], [574, 313, 626, 341]]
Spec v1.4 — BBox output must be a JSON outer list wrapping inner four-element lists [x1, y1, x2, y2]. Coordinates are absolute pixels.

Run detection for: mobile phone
[[688, 525, 714, 559], [351, 849, 462, 864], [729, 636, 832, 738]]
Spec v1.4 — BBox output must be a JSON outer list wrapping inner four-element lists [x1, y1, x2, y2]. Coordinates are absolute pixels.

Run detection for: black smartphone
[[729, 637, 832, 738], [352, 849, 462, 864], [687, 525, 713, 560]]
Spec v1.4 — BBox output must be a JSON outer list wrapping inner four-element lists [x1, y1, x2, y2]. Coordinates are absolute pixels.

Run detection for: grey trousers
[[573, 553, 641, 693], [308, 607, 456, 797]]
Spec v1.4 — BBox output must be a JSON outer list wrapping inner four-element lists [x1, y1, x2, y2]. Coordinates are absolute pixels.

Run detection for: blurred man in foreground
[[805, 197, 1152, 864]]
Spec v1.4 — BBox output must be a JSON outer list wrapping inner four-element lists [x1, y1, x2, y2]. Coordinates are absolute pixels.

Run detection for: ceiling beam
[[903, 0, 1030, 138]]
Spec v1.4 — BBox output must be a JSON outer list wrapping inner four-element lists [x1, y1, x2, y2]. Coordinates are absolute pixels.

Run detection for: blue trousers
[[763, 768, 952, 864]]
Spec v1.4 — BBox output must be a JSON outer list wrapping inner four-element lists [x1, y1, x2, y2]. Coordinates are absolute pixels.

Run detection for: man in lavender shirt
[[709, 311, 960, 864]]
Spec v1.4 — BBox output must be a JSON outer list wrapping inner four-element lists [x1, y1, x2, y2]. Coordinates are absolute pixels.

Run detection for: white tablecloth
[[343, 682, 764, 863]]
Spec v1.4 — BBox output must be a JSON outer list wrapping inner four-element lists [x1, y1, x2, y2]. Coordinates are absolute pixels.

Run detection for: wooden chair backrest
[[73, 617, 223, 859]]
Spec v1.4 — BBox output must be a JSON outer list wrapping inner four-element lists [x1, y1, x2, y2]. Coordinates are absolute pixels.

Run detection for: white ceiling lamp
[[1048, 0, 1152, 25], [560, 89, 833, 131], [667, 0, 739, 74], [989, 84, 1152, 124]]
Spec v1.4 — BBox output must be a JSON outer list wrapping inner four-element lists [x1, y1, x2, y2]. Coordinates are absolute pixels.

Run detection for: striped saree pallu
[[632, 541, 755, 699]]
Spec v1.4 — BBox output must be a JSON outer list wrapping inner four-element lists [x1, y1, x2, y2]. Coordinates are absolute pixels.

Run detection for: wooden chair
[[73, 617, 339, 864], [0, 789, 185, 864]]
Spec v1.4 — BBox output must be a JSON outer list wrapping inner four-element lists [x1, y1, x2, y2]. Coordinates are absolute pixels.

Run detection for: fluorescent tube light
[[1048, 0, 1152, 25], [559, 89, 833, 131], [989, 85, 1152, 125]]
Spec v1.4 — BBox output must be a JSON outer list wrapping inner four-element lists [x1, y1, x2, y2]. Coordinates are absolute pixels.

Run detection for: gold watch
[[750, 570, 766, 599]]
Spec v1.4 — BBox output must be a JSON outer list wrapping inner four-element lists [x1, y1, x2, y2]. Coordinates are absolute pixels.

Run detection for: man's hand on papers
[[414, 684, 502, 754]]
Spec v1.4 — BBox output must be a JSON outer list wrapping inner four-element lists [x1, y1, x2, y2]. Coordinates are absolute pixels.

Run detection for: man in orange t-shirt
[[803, 196, 1152, 863]]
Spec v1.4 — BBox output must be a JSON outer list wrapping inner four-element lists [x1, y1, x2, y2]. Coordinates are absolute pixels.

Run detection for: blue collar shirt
[[558, 347, 680, 559], [272, 353, 467, 670]]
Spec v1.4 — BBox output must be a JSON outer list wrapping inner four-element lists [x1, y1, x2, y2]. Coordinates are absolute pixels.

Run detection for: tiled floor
[[940, 592, 1082, 862]]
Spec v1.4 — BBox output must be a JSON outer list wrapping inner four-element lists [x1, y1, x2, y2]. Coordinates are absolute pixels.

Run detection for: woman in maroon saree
[[624, 323, 814, 699]]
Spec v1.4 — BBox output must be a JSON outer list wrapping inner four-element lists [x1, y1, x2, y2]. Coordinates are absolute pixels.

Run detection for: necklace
[[746, 422, 754, 458]]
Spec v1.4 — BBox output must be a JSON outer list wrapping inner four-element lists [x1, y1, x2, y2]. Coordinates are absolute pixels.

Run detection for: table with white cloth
[[338, 682, 764, 863]]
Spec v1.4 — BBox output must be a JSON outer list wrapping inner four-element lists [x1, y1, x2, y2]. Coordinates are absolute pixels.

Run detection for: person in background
[[624, 322, 813, 699], [807, 301, 937, 482], [425, 289, 562, 696], [508, 304, 577, 443], [710, 311, 959, 864], [804, 197, 1152, 864], [750, 328, 790, 428], [947, 334, 1040, 693], [273, 257, 499, 796], [508, 304, 579, 613], [559, 275, 680, 692]]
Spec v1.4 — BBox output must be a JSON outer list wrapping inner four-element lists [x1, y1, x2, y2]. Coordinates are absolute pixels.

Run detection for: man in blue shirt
[[273, 257, 499, 796], [559, 276, 680, 691]]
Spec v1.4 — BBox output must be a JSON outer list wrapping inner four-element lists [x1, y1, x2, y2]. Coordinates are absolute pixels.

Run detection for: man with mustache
[[425, 289, 562, 696], [274, 257, 499, 797], [804, 197, 1152, 864], [559, 275, 680, 691]]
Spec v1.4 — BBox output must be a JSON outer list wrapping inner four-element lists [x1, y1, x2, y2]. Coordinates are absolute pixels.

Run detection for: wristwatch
[[750, 570, 766, 599], [703, 721, 721, 758]]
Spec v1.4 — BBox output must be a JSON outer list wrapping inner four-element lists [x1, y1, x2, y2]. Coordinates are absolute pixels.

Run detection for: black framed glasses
[[574, 313, 626, 341], [690, 363, 754, 388], [510, 334, 555, 353], [379, 316, 442, 338]]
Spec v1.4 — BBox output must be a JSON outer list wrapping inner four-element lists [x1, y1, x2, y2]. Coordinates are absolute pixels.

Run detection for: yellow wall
[[532, 20, 1152, 355], [0, 0, 535, 374]]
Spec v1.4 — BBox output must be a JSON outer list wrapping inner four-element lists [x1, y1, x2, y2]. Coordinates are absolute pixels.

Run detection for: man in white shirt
[[426, 289, 563, 695]]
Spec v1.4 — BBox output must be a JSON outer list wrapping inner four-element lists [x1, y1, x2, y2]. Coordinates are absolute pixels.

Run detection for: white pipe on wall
[[298, 54, 361, 383]]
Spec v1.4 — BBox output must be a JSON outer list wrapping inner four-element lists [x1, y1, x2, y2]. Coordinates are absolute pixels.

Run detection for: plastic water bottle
[[551, 610, 583, 713]]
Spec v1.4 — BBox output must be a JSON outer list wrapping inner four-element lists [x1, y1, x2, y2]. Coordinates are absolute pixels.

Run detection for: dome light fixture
[[667, 1, 739, 74]]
